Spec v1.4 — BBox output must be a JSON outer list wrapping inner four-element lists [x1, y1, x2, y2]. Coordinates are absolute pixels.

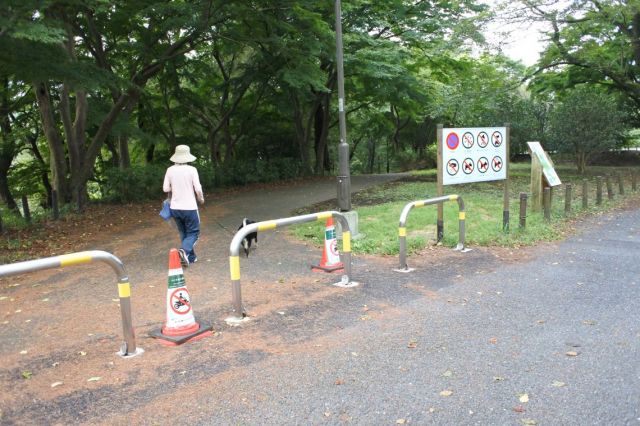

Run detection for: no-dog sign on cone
[[311, 217, 344, 273], [149, 248, 213, 346]]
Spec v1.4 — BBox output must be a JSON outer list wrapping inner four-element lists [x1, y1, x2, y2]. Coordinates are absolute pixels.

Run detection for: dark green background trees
[[0, 0, 635, 218]]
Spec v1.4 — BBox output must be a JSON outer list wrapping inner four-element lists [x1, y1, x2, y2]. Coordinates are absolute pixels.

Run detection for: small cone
[[311, 217, 344, 273], [149, 248, 213, 346]]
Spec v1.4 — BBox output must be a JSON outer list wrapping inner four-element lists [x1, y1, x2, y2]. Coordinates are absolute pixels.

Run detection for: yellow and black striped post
[[227, 211, 355, 323], [0, 250, 141, 357], [396, 195, 467, 273]]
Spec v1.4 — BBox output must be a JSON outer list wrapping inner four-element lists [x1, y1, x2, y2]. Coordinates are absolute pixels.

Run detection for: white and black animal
[[238, 218, 258, 257]]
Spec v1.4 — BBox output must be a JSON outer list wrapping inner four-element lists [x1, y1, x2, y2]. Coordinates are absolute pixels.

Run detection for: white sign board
[[527, 141, 561, 187], [442, 127, 507, 185]]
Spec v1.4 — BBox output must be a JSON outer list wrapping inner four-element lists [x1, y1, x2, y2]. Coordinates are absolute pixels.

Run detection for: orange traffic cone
[[311, 217, 344, 273], [150, 248, 213, 346]]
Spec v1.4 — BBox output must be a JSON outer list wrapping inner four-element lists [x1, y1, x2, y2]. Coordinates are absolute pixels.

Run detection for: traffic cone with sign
[[150, 248, 213, 346], [311, 217, 344, 273]]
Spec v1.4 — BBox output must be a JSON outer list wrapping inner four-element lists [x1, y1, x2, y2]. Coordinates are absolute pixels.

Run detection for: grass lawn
[[290, 163, 640, 255]]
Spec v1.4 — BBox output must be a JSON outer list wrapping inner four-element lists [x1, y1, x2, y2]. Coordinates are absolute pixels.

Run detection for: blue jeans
[[170, 209, 200, 263]]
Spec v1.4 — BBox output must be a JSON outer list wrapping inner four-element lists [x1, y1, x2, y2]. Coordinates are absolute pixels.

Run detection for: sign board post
[[437, 124, 510, 240], [526, 142, 561, 211]]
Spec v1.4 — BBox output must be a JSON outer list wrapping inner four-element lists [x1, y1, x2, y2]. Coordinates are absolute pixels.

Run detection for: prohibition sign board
[[330, 239, 338, 256], [170, 288, 192, 315], [441, 127, 507, 185]]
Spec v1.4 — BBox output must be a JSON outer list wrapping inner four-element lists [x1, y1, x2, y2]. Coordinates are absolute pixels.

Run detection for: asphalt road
[[1, 174, 639, 425]]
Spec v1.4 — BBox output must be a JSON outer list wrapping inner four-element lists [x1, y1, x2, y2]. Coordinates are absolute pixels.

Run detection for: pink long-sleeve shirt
[[163, 164, 204, 210]]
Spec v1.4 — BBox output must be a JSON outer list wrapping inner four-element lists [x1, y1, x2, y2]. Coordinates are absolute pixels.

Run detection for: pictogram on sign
[[477, 157, 489, 173], [170, 288, 192, 315], [446, 132, 459, 150], [477, 132, 489, 148], [462, 132, 474, 149], [446, 159, 460, 176], [492, 156, 503, 172], [492, 131, 503, 147], [462, 158, 474, 174]]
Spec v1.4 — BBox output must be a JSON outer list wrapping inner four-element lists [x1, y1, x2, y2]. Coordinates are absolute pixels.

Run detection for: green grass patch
[[290, 163, 640, 255]]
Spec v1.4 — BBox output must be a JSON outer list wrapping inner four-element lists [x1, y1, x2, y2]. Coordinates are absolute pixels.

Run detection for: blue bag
[[159, 199, 172, 221]]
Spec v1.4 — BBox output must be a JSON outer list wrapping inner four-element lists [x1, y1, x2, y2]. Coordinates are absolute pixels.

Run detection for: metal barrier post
[[395, 194, 467, 273], [0, 250, 142, 358], [226, 211, 356, 323]]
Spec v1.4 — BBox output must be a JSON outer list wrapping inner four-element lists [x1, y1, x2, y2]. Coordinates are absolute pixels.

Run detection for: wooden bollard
[[565, 183, 572, 215], [543, 187, 551, 222], [606, 175, 614, 200], [519, 192, 527, 229], [633, 173, 638, 192], [0, 210, 3, 233], [617, 173, 624, 195], [21, 195, 31, 223], [596, 176, 603, 205], [582, 179, 588, 209]]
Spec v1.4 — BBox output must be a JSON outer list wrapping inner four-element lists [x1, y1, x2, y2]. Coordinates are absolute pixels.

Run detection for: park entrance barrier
[[395, 195, 469, 273], [227, 211, 358, 324], [0, 250, 143, 358]]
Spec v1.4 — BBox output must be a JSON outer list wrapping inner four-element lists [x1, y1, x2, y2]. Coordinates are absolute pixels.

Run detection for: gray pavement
[[2, 174, 639, 425]]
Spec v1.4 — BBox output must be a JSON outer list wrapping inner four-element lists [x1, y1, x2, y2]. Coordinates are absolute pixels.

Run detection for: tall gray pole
[[335, 0, 351, 211]]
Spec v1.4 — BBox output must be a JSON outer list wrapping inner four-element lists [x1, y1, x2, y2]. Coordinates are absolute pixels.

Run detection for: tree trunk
[[292, 95, 313, 175], [34, 82, 70, 202]]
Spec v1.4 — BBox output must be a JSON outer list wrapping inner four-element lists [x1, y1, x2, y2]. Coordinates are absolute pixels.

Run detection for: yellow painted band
[[414, 201, 425, 207], [59, 253, 92, 267], [342, 231, 351, 252], [258, 221, 277, 231], [317, 212, 332, 220], [230, 256, 240, 281], [459, 212, 466, 220], [449, 194, 458, 201], [118, 282, 131, 298], [399, 227, 407, 237]]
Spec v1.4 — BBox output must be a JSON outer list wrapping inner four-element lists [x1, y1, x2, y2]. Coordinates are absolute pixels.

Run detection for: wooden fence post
[[565, 183, 572, 215], [606, 176, 614, 200], [596, 176, 603, 205], [519, 192, 527, 229], [543, 187, 551, 222], [582, 179, 588, 209]]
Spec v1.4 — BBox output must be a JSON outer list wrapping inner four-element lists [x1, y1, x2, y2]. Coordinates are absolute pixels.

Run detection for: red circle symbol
[[330, 240, 338, 256], [462, 132, 474, 149], [446, 133, 459, 150], [492, 131, 503, 147], [478, 132, 489, 148], [446, 159, 459, 176], [462, 158, 474, 174], [170, 288, 191, 315], [492, 156, 503, 172], [477, 157, 489, 173]]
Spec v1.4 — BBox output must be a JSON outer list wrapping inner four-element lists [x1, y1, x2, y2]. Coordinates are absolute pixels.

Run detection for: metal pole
[[503, 123, 510, 231], [436, 125, 444, 242], [582, 179, 588, 209], [335, 0, 351, 212]]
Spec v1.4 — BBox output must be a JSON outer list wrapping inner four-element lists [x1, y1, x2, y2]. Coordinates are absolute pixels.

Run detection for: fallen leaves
[[87, 376, 101, 382], [521, 419, 537, 425], [407, 339, 418, 349], [439, 390, 453, 397], [513, 405, 526, 413], [21, 371, 32, 379], [334, 379, 344, 385], [518, 393, 529, 403], [51, 381, 63, 388], [565, 351, 579, 357], [552, 381, 566, 387]]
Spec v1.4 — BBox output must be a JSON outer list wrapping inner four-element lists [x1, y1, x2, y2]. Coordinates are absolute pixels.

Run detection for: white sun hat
[[170, 145, 197, 163]]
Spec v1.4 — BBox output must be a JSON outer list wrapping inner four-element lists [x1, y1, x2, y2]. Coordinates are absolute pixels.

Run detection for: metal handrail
[[0, 250, 142, 358], [396, 195, 467, 272], [227, 211, 356, 322]]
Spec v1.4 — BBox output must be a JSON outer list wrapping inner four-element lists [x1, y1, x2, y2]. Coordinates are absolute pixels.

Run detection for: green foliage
[[547, 86, 627, 173], [100, 164, 167, 202]]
